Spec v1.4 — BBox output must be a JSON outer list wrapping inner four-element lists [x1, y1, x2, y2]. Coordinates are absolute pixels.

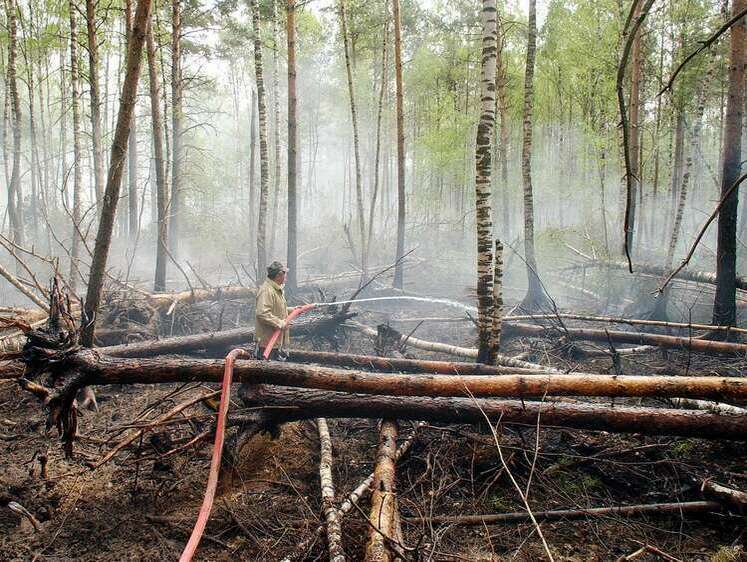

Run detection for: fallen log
[[364, 419, 402, 562], [402, 500, 722, 526], [239, 386, 747, 440], [504, 313, 747, 337], [316, 418, 345, 562], [701, 481, 747, 511], [348, 321, 561, 372], [287, 350, 548, 376], [19, 350, 747, 401], [504, 323, 747, 356], [582, 259, 747, 291], [671, 398, 747, 416], [99, 313, 352, 358], [146, 285, 257, 311], [289, 422, 425, 562]]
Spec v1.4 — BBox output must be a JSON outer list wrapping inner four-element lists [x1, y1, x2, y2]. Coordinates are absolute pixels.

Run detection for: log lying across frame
[[239, 386, 747, 440], [97, 313, 352, 358], [402, 500, 723, 526], [23, 350, 747, 401], [350, 320, 747, 359], [503, 323, 747, 356], [580, 259, 747, 291]]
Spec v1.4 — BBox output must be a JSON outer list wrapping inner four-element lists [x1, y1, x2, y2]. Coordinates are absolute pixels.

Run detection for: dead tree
[[713, 0, 746, 327], [81, 0, 153, 347]]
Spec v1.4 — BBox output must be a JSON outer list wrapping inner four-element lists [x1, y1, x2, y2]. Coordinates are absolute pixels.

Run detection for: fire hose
[[179, 303, 315, 561], [178, 295, 455, 559]]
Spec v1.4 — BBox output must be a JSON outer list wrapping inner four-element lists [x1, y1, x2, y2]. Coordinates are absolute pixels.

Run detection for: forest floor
[[0, 287, 746, 561]]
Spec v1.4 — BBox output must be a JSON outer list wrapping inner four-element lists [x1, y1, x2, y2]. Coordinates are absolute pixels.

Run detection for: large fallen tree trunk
[[238, 386, 747, 440], [582, 259, 747, 291], [504, 323, 747, 356], [17, 350, 747, 400]]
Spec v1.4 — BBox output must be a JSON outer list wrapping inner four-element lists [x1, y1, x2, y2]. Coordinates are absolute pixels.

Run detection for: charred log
[[239, 385, 747, 440]]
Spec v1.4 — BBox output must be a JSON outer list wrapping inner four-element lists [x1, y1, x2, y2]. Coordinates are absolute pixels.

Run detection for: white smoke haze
[[0, 0, 743, 328]]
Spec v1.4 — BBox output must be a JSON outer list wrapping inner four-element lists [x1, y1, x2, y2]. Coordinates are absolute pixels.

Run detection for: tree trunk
[[217, 385, 747, 440], [269, 0, 281, 258], [713, 0, 746, 327], [29, 350, 747, 401], [519, 0, 544, 310], [85, 0, 105, 210], [286, 0, 298, 291], [489, 239, 503, 362], [169, 0, 182, 259], [474, 0, 497, 363], [81, 0, 153, 347], [625, 0, 642, 254], [68, 0, 83, 292], [126, 0, 139, 240], [6, 0, 22, 246], [248, 86, 257, 255], [665, 108, 685, 240], [403, 501, 721, 527], [495, 13, 510, 241], [365, 8, 388, 276], [316, 418, 345, 562], [392, 0, 406, 289], [338, 0, 366, 279], [584, 259, 747, 291], [364, 419, 400, 561], [146, 19, 168, 292], [665, 63, 716, 270], [252, 0, 270, 280]]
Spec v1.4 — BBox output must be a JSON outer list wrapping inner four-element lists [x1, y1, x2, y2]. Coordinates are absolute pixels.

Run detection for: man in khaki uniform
[[255, 261, 290, 359]]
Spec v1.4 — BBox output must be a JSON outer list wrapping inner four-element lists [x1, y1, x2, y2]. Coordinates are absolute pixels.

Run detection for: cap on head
[[267, 261, 288, 279]]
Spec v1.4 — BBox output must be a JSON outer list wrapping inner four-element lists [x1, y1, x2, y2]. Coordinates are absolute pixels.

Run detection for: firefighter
[[254, 261, 290, 359]]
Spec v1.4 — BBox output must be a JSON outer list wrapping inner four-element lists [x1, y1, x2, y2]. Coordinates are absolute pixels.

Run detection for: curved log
[[239, 386, 747, 440]]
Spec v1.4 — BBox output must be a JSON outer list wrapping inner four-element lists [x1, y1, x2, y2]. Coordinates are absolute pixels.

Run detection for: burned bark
[[15, 350, 747, 401], [239, 386, 747, 440]]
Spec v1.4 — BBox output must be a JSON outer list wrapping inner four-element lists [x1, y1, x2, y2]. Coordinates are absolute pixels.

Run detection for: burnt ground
[[1, 292, 746, 561]]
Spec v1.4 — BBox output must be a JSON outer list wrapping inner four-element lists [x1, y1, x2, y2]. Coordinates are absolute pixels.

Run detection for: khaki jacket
[[255, 278, 289, 348]]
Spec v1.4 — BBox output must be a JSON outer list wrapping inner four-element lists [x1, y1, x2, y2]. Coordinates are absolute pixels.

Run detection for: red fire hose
[[180, 303, 315, 561], [262, 303, 315, 359]]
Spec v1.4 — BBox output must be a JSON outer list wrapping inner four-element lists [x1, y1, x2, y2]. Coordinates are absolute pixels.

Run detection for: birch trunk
[[474, 0, 497, 363], [85, 0, 104, 210], [519, 0, 545, 310], [6, 0, 23, 246], [269, 0, 281, 257], [68, 0, 83, 291], [252, 0, 270, 279]]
